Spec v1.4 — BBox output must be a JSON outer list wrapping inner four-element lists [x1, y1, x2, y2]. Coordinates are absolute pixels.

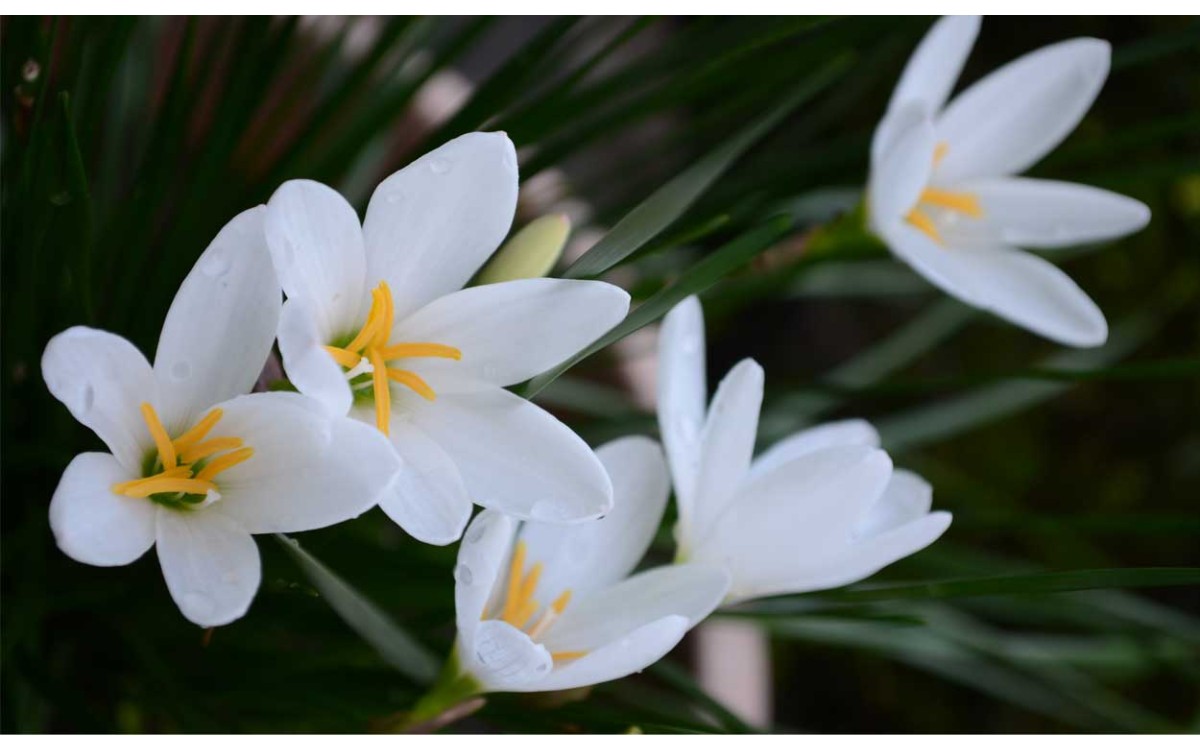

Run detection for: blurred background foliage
[[2, 15, 1199, 733]]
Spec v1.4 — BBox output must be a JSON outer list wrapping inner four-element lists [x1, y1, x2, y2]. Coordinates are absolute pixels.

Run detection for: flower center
[[487, 540, 586, 664], [324, 280, 461, 436], [905, 142, 983, 245], [111, 403, 252, 509]]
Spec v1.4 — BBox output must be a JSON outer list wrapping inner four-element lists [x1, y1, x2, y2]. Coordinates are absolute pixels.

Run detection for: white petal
[[689, 359, 763, 546], [519, 437, 670, 600], [362, 132, 519, 319], [42, 327, 158, 471], [156, 508, 261, 627], [203, 392, 398, 534], [945, 177, 1151, 249], [887, 15, 981, 114], [542, 564, 729, 654], [456, 510, 516, 645], [265, 179, 367, 339], [868, 105, 937, 228], [277, 297, 353, 416], [815, 511, 953, 594], [527, 616, 690, 693], [750, 419, 880, 480], [154, 206, 281, 432], [463, 619, 553, 692], [393, 278, 629, 387], [656, 296, 707, 532], [857, 469, 933, 539], [49, 452, 156, 566], [693, 446, 893, 601], [378, 421, 472, 545], [411, 386, 612, 523], [935, 38, 1110, 182]]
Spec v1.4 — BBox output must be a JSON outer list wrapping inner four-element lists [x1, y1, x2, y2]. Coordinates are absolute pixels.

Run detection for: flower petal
[[49, 452, 156, 566], [688, 359, 763, 547], [886, 15, 981, 115], [455, 510, 517, 644], [277, 297, 354, 416], [656, 296, 707, 531], [204, 392, 398, 534], [542, 564, 729, 654], [824, 511, 952, 593], [750, 419, 880, 480], [519, 437, 670, 600], [154, 206, 281, 432], [362, 132, 519, 319], [393, 278, 629, 387], [265, 179, 367, 339], [156, 508, 261, 627], [42, 327, 158, 471], [868, 104, 937, 228], [935, 38, 1110, 183], [462, 619, 553, 692], [857, 469, 933, 539], [946, 177, 1151, 249], [378, 420, 472, 545], [528, 616, 690, 693], [411, 386, 612, 523]]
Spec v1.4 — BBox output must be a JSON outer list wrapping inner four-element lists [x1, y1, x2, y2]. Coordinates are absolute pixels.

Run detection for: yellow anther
[[112, 466, 192, 494], [933, 141, 949, 167], [502, 541, 528, 625], [513, 598, 539, 629], [551, 651, 588, 663], [377, 343, 461, 361], [918, 187, 983, 218], [323, 345, 363, 369], [519, 562, 543, 608], [194, 446, 254, 482], [369, 348, 392, 436], [387, 368, 436, 402], [179, 436, 244, 465], [116, 476, 218, 499], [139, 403, 177, 470], [171, 408, 223, 453], [906, 209, 942, 244], [551, 590, 573, 614], [344, 288, 385, 354], [372, 281, 395, 349]]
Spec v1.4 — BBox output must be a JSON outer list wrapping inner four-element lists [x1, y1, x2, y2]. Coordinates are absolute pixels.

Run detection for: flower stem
[[398, 646, 483, 732]]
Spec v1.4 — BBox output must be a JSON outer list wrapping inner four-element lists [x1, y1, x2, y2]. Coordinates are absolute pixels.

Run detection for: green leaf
[[276, 534, 440, 685]]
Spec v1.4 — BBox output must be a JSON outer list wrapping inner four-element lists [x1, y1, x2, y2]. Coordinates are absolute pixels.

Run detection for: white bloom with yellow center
[[265, 132, 629, 545], [658, 296, 952, 602], [43, 208, 400, 627], [868, 15, 1150, 347], [451, 438, 729, 693]]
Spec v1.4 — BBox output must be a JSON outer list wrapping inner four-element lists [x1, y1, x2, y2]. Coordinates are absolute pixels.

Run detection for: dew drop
[[536, 662, 549, 673], [465, 520, 488, 544], [428, 158, 451, 175], [170, 361, 191, 381], [200, 253, 232, 278], [454, 563, 474, 585], [78, 384, 95, 413]]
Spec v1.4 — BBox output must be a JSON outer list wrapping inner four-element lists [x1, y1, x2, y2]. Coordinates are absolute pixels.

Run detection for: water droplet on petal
[[428, 158, 451, 175], [536, 662, 549, 673], [200, 253, 232, 278], [466, 520, 489, 544], [454, 563, 474, 585], [170, 361, 191, 381]]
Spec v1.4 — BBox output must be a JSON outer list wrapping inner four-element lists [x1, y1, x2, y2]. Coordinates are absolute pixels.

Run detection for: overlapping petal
[[276, 297, 354, 415], [378, 420, 472, 546], [156, 508, 261, 627], [868, 105, 937, 226], [656, 295, 707, 522], [529, 616, 690, 693], [49, 452, 157, 567]]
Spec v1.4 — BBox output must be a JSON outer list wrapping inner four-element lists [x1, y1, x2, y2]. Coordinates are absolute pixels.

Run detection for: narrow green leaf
[[563, 56, 848, 279], [276, 534, 439, 684], [649, 661, 757, 734]]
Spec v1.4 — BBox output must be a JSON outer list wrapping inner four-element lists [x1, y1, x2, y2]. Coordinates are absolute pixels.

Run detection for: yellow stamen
[[171, 408, 222, 453], [906, 208, 942, 244], [551, 590, 573, 614], [369, 347, 392, 435], [194, 446, 254, 482], [933, 141, 949, 167], [371, 281, 395, 349], [551, 651, 588, 663], [501, 541, 528, 624], [139, 403, 176, 470], [344, 288, 384, 354], [919, 187, 983, 218], [179, 436, 244, 464], [513, 598, 539, 629], [387, 368, 436, 401], [377, 343, 462, 361], [117, 476, 218, 498], [323, 345, 363, 369], [112, 466, 193, 494], [518, 562, 543, 612]]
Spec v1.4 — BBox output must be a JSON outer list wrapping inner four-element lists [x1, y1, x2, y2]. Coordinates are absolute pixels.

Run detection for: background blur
[[2, 16, 1198, 733]]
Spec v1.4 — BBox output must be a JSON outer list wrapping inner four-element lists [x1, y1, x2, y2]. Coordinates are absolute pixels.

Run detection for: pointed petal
[[42, 327, 158, 471], [393, 278, 629, 387], [857, 469, 933, 538], [156, 509, 261, 627], [455, 510, 517, 644], [869, 105, 937, 227], [49, 452, 156, 566], [822, 511, 952, 593], [527, 616, 690, 693], [204, 393, 398, 534], [542, 564, 729, 654], [750, 419, 880, 480], [363, 132, 519, 319], [411, 386, 612, 523], [656, 296, 707, 529], [463, 619, 553, 692], [947, 177, 1151, 249], [265, 179, 367, 339], [154, 206, 281, 431], [519, 437, 670, 600], [689, 359, 763, 545], [378, 420, 472, 545], [887, 15, 981, 114], [277, 297, 354, 416], [935, 39, 1110, 182]]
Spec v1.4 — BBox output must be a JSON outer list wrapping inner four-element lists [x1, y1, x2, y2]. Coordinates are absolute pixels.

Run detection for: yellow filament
[[372, 281, 394, 349], [387, 368, 436, 401], [323, 346, 363, 369], [493, 546, 589, 661], [906, 209, 942, 244], [344, 288, 384, 353], [551, 651, 588, 663], [179, 436, 243, 464], [112, 466, 192, 494], [933, 141, 949, 167], [117, 477, 218, 498], [139, 403, 176, 470], [369, 348, 392, 436], [502, 541, 528, 624], [171, 408, 222, 453], [378, 343, 461, 361], [194, 446, 254, 482], [919, 187, 983, 218], [513, 599, 539, 629]]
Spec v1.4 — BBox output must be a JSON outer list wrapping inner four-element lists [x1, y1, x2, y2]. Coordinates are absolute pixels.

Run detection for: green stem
[[403, 646, 482, 729]]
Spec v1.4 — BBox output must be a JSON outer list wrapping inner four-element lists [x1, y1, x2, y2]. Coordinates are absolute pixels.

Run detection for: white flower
[[451, 438, 729, 693], [868, 15, 1150, 347], [657, 296, 951, 603], [42, 208, 400, 627], [265, 132, 629, 545]]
